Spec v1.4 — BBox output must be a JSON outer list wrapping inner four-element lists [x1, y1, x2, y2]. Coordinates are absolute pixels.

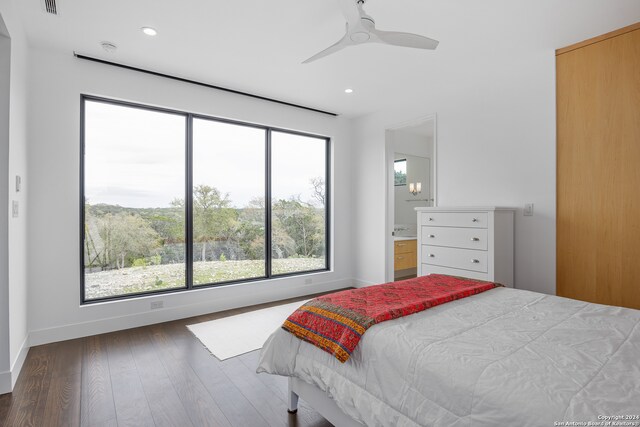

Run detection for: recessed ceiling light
[[141, 27, 158, 36], [345, 88, 354, 94]]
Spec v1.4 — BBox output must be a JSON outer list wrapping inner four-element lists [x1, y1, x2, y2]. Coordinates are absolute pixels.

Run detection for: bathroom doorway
[[384, 115, 437, 282]]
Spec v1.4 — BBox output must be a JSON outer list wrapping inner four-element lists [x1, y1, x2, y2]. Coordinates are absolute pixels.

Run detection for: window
[[394, 159, 407, 186], [271, 131, 327, 275], [192, 118, 266, 285], [81, 96, 330, 303], [83, 101, 187, 300]]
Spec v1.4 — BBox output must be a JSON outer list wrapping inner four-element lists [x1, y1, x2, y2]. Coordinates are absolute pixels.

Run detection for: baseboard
[[11, 335, 29, 388], [0, 335, 29, 395], [29, 278, 355, 347], [352, 278, 377, 288], [0, 370, 10, 395]]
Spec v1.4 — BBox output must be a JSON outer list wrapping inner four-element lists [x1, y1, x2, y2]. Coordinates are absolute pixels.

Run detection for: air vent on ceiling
[[41, 0, 60, 15]]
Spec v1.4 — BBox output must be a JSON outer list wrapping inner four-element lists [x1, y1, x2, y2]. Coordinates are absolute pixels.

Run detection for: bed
[[257, 285, 640, 426]]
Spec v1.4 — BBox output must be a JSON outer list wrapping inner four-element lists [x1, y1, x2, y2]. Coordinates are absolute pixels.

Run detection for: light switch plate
[[524, 203, 534, 216]]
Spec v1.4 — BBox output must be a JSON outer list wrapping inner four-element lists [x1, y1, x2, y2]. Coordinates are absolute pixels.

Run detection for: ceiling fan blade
[[373, 30, 439, 50], [303, 26, 352, 64], [337, 0, 362, 27]]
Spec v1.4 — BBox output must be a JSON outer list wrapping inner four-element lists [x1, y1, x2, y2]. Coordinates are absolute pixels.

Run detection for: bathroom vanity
[[394, 237, 417, 276]]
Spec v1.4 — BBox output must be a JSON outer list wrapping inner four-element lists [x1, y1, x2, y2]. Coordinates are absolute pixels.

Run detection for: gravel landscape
[[85, 258, 326, 299]]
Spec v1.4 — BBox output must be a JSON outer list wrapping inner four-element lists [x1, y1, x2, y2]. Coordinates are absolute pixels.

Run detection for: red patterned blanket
[[282, 274, 501, 363]]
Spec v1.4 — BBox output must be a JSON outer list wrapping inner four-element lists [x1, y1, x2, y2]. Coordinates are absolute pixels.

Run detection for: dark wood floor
[[0, 296, 333, 427]]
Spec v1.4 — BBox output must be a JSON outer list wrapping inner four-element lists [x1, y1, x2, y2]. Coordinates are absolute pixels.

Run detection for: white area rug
[[187, 299, 309, 360]]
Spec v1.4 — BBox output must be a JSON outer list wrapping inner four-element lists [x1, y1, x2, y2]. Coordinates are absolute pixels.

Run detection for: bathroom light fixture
[[141, 27, 158, 36], [345, 88, 353, 94], [409, 182, 422, 196]]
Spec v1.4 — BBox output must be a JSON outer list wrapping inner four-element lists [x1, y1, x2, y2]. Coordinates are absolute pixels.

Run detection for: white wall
[[351, 4, 640, 293], [0, 0, 29, 394], [26, 47, 353, 345], [0, 17, 12, 394], [7, 12, 27, 388], [392, 129, 433, 160]]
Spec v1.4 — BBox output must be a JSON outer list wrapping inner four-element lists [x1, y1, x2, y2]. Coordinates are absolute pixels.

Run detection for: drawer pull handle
[[428, 234, 435, 238], [397, 243, 406, 246], [471, 237, 480, 242], [471, 259, 480, 263], [428, 217, 434, 221], [428, 254, 435, 258], [472, 218, 479, 222], [397, 256, 404, 260]]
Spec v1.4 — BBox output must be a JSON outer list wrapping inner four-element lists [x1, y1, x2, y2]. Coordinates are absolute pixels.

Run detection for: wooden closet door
[[557, 23, 640, 309]]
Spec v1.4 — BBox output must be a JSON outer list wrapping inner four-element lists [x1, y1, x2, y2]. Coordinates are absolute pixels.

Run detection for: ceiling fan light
[[350, 32, 370, 43]]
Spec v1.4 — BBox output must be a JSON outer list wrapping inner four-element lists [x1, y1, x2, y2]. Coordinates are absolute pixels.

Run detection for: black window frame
[[80, 94, 331, 304]]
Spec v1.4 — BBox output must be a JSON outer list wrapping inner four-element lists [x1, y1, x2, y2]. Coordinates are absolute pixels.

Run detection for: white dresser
[[416, 207, 515, 287]]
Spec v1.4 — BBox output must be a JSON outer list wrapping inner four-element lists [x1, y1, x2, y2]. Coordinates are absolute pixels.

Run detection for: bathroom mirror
[[394, 153, 431, 227], [385, 116, 436, 282]]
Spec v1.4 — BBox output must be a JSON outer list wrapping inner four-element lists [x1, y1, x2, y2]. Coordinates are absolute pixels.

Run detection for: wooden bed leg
[[287, 378, 299, 414]]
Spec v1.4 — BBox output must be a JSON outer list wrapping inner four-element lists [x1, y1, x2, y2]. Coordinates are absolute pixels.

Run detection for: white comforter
[[257, 287, 640, 427]]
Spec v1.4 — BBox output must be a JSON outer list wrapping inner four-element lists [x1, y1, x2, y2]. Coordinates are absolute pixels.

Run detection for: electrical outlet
[[305, 278, 312, 285], [150, 301, 164, 310], [12, 201, 19, 218], [524, 203, 534, 216]]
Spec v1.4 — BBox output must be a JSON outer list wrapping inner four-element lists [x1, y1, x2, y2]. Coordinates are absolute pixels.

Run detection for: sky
[[84, 101, 326, 209]]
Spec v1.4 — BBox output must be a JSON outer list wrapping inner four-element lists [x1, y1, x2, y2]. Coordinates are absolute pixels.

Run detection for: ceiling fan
[[303, 0, 439, 64]]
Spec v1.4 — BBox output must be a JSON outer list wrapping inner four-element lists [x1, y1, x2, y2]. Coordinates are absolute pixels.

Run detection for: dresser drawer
[[420, 212, 488, 228], [394, 239, 417, 255], [421, 226, 488, 250], [421, 246, 488, 273], [420, 264, 489, 282]]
